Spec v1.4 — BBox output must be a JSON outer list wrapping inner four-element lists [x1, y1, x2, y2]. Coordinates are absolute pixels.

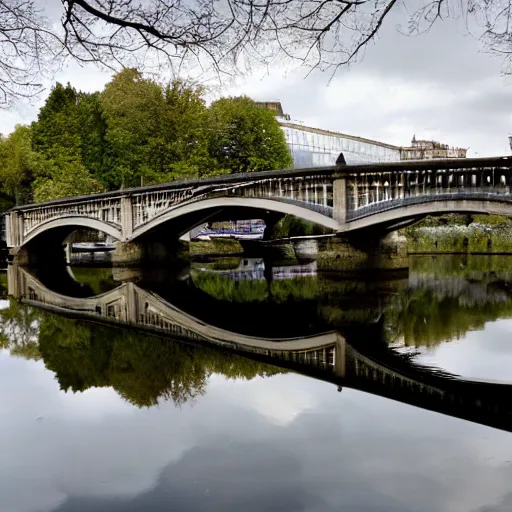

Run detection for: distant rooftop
[[254, 101, 288, 119]]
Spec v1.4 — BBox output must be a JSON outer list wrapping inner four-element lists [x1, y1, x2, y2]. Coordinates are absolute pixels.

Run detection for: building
[[400, 136, 467, 160], [254, 101, 289, 119], [279, 121, 401, 167], [255, 101, 467, 167]]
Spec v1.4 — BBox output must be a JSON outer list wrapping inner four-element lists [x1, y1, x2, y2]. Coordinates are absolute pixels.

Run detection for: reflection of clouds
[[3, 354, 512, 512], [0, 356, 197, 512], [211, 373, 318, 426], [58, 387, 133, 421], [479, 490, 512, 512], [414, 319, 512, 383]]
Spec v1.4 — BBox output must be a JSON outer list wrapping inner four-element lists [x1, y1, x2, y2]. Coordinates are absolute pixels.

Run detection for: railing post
[[335, 337, 346, 378], [5, 214, 13, 248], [7, 264, 21, 299], [126, 282, 137, 324], [121, 196, 133, 240], [333, 178, 347, 224], [6, 212, 21, 248]]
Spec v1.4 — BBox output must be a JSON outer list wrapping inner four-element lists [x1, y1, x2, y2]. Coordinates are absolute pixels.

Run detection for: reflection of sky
[[414, 319, 512, 384], [2, 352, 512, 512]]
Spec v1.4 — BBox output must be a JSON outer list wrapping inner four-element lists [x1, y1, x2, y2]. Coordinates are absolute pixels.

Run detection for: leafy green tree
[[0, 125, 39, 205], [30, 82, 105, 200], [100, 69, 166, 188], [146, 79, 212, 181], [2, 74, 293, 203], [207, 96, 292, 174], [75, 92, 109, 183], [32, 153, 102, 202], [31, 83, 84, 158], [100, 71, 215, 187]]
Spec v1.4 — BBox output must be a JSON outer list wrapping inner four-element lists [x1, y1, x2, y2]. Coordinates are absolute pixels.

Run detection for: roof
[[278, 121, 402, 151]]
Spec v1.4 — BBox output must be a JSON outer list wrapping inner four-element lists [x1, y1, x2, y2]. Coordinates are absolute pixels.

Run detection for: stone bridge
[[6, 156, 512, 254], [9, 264, 512, 433]]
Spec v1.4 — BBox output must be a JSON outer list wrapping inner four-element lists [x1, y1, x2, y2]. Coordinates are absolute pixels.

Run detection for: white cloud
[[211, 372, 319, 426]]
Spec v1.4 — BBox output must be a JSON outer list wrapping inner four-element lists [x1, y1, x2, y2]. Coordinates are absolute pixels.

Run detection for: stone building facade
[[400, 136, 467, 160]]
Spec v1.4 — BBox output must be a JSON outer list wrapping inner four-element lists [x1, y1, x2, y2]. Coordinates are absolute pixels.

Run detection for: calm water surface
[[2, 255, 512, 512]]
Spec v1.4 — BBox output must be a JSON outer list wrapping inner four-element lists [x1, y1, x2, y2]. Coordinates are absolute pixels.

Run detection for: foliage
[[193, 271, 338, 304], [2, 300, 282, 408], [384, 287, 512, 347], [207, 96, 292, 174], [32, 154, 103, 202], [99, 69, 167, 188], [193, 272, 270, 302], [1, 72, 291, 204], [406, 222, 512, 254], [30, 83, 105, 200], [0, 298, 41, 360], [0, 125, 40, 205]]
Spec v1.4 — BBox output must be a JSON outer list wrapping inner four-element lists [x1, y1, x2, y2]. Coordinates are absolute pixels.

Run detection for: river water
[[2, 254, 512, 512]]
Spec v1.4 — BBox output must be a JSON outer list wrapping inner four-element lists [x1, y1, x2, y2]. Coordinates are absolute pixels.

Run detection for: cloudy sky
[[1, 2, 512, 157]]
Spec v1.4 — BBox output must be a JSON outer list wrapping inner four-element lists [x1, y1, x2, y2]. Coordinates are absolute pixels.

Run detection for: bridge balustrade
[[345, 165, 512, 221]]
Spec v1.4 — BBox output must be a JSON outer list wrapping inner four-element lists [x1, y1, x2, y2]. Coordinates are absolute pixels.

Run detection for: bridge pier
[[261, 212, 285, 241], [317, 231, 409, 272], [111, 238, 190, 267]]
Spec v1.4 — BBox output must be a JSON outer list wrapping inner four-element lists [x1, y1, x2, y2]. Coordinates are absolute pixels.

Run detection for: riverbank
[[405, 215, 512, 254]]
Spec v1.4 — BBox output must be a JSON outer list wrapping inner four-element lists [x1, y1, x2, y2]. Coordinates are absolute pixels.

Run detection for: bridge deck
[[8, 156, 512, 211]]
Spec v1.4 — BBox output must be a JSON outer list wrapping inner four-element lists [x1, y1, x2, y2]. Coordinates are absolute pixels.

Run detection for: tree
[[31, 83, 108, 179], [30, 82, 104, 201], [155, 80, 213, 180], [31, 83, 83, 158], [100, 69, 167, 188], [100, 71, 213, 187], [2, 0, 512, 107], [32, 153, 102, 202], [0, 125, 40, 205], [207, 96, 292, 174]]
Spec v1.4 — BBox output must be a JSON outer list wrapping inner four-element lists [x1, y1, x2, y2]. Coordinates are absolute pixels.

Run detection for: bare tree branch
[[2, 0, 512, 108]]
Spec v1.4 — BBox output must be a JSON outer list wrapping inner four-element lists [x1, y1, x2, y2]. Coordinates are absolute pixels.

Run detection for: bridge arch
[[22, 216, 123, 247], [343, 198, 512, 233], [130, 197, 339, 240]]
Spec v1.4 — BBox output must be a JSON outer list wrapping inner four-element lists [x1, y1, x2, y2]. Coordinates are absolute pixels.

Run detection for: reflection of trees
[[385, 288, 512, 347], [410, 254, 512, 278], [192, 272, 397, 327], [0, 298, 41, 360], [69, 267, 118, 295], [5, 304, 282, 407], [193, 271, 367, 304], [192, 272, 371, 304]]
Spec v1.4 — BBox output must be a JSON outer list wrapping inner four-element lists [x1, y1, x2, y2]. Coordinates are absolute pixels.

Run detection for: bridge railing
[[346, 189, 512, 221]]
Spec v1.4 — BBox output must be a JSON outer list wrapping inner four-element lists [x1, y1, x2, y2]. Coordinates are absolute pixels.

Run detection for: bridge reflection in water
[[7, 263, 512, 434]]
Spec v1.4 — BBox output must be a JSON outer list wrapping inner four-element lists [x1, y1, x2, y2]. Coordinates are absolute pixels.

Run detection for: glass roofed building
[[279, 122, 401, 167], [254, 101, 467, 168]]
